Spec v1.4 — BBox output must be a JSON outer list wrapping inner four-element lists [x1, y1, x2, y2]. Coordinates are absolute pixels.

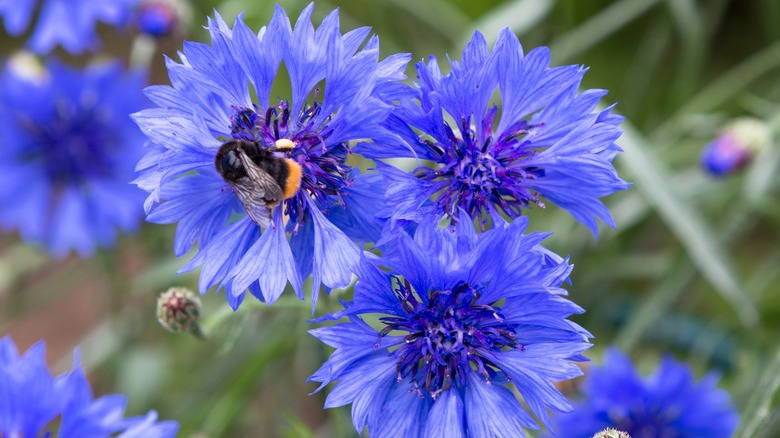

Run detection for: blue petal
[[373, 380, 432, 438], [324, 171, 387, 243], [49, 187, 97, 258], [289, 213, 315, 286], [29, 0, 97, 53], [422, 389, 465, 438], [226, 207, 302, 303], [306, 197, 360, 309], [0, 340, 63, 436], [464, 372, 537, 436], [286, 3, 331, 117], [486, 342, 591, 430], [229, 10, 288, 109], [351, 254, 407, 317], [179, 217, 259, 295], [187, 19, 251, 106], [321, 352, 395, 410], [375, 162, 436, 226], [0, 0, 36, 35], [118, 411, 179, 438]]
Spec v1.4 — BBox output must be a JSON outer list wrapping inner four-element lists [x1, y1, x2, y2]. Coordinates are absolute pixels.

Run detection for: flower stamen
[[379, 278, 520, 396]]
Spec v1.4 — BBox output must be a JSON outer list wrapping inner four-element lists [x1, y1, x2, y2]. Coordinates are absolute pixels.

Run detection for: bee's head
[[216, 140, 250, 180]]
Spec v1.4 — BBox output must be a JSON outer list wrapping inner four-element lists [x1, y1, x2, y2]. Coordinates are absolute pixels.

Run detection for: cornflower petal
[[0, 0, 139, 53], [226, 208, 302, 304]]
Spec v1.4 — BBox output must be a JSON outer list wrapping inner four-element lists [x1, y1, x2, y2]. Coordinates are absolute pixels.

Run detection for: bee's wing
[[229, 178, 274, 228], [230, 151, 285, 228]]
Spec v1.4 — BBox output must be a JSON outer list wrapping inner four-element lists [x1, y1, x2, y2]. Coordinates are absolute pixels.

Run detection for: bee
[[215, 138, 302, 228]]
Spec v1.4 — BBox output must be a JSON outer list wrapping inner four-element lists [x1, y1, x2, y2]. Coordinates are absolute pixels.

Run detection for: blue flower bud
[[701, 118, 770, 177]]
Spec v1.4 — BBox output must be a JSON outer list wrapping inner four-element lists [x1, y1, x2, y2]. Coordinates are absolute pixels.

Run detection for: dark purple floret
[[414, 109, 545, 229], [20, 105, 118, 184], [611, 407, 674, 438], [228, 99, 351, 227], [379, 277, 521, 399]]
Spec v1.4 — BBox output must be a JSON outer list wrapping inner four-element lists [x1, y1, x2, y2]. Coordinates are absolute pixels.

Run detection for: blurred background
[[1, 0, 780, 436]]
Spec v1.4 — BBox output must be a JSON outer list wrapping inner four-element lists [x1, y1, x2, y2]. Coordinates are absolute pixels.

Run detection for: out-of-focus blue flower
[[0, 0, 139, 54], [135, 2, 177, 37], [550, 347, 739, 438], [700, 117, 769, 177], [0, 56, 148, 258], [359, 29, 629, 236], [134, 0, 189, 37], [700, 132, 749, 176], [133, 4, 410, 310], [0, 336, 178, 437], [309, 215, 591, 437]]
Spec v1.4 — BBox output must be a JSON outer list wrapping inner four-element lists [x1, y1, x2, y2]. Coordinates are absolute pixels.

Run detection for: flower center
[[228, 99, 351, 227], [20, 102, 117, 185], [379, 278, 520, 399], [414, 111, 545, 228], [610, 406, 678, 438]]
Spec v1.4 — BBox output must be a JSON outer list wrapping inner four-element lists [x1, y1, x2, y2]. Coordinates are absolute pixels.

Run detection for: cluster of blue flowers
[[0, 0, 183, 434], [0, 2, 740, 436]]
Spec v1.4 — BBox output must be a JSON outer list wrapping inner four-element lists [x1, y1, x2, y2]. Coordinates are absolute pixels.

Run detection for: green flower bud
[[592, 428, 631, 438], [156, 287, 204, 338]]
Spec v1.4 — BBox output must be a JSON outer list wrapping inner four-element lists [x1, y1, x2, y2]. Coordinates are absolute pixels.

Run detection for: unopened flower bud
[[156, 287, 204, 338], [700, 117, 770, 177], [135, 0, 192, 37], [592, 428, 631, 438]]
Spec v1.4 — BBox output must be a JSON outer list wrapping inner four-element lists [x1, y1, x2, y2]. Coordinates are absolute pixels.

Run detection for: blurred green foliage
[[2, 0, 780, 436]]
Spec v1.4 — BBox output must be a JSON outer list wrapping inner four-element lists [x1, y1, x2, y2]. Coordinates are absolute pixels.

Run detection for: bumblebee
[[215, 138, 302, 228]]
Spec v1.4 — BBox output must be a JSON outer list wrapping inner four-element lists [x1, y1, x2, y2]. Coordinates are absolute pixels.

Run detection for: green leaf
[[617, 122, 759, 326], [734, 347, 780, 438], [550, 0, 661, 63], [458, 0, 553, 48]]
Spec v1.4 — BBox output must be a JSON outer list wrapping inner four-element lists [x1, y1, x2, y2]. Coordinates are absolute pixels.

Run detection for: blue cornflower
[[551, 347, 739, 438], [309, 215, 591, 437], [0, 57, 148, 257], [0, 336, 178, 437], [133, 4, 410, 309], [359, 29, 629, 236], [0, 0, 139, 54]]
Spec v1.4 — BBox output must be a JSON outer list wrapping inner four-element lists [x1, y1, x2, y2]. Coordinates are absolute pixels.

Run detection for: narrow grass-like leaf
[[386, 0, 471, 43], [656, 39, 780, 140], [734, 346, 780, 438], [282, 414, 317, 438], [614, 254, 696, 352], [744, 115, 780, 202], [617, 123, 758, 326], [458, 0, 553, 48], [664, 0, 707, 103], [200, 314, 302, 436], [550, 0, 661, 63]]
